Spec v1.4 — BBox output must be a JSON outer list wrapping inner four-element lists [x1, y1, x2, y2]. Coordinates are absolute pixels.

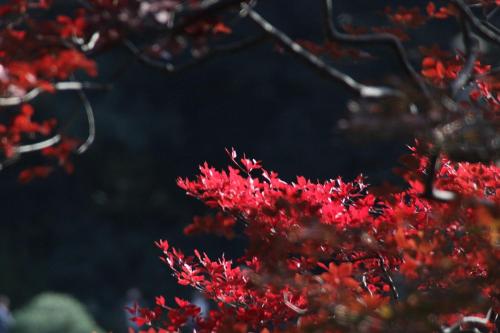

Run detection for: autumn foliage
[[126, 146, 499, 333], [1, 0, 500, 332]]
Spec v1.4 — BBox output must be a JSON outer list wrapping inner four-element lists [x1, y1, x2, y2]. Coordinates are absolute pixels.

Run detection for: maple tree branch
[[421, 151, 497, 211], [361, 274, 373, 296], [481, 19, 500, 37], [242, 4, 402, 99], [423, 152, 457, 202], [12, 134, 62, 154], [441, 308, 493, 333], [322, 0, 431, 98], [329, 253, 399, 300], [451, 13, 480, 97], [485, 6, 500, 21], [168, 0, 246, 35], [0, 134, 62, 171], [124, 34, 267, 74], [283, 292, 308, 315], [376, 253, 399, 301], [0, 82, 110, 107], [452, 0, 500, 46], [75, 87, 95, 154]]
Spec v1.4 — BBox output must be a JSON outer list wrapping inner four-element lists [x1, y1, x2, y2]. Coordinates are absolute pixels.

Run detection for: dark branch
[[242, 4, 402, 98], [0, 82, 110, 107], [322, 0, 431, 98], [423, 152, 457, 202], [452, 0, 500, 46], [124, 34, 267, 74], [451, 14, 480, 97], [170, 0, 245, 35], [377, 253, 399, 301]]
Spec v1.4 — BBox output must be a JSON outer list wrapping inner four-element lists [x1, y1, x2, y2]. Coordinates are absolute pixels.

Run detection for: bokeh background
[[0, 0, 457, 331]]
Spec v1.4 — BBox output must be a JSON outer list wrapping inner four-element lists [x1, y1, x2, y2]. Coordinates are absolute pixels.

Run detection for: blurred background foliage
[[12, 293, 103, 333]]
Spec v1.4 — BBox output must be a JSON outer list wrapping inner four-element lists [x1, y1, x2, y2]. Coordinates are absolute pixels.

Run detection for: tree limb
[[124, 34, 267, 74], [322, 0, 431, 98], [0, 82, 110, 107], [13, 134, 62, 154], [241, 4, 403, 98], [451, 13, 480, 97], [452, 0, 500, 46]]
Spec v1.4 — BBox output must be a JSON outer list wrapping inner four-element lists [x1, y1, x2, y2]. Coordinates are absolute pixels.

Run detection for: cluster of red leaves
[[81, 0, 234, 58], [0, 7, 96, 94], [419, 45, 500, 113], [385, 2, 457, 28], [129, 148, 499, 333], [385, 6, 428, 28], [0, 1, 98, 177], [336, 2, 460, 43], [420, 46, 491, 86], [363, 2, 457, 41], [0, 0, 51, 16], [0, 0, 234, 178]]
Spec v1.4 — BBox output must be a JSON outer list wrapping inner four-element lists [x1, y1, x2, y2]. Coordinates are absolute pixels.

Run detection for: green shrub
[[12, 293, 103, 333]]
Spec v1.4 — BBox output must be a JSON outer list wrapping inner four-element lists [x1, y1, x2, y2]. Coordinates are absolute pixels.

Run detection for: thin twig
[[241, 4, 402, 98], [322, 0, 431, 98], [0, 82, 110, 107], [75, 87, 95, 154], [376, 253, 399, 301], [13, 134, 61, 154], [452, 0, 500, 46], [283, 292, 308, 315], [423, 152, 458, 202], [124, 34, 267, 73], [441, 309, 493, 333], [451, 13, 480, 97], [169, 0, 244, 35], [361, 274, 373, 296], [486, 6, 500, 21]]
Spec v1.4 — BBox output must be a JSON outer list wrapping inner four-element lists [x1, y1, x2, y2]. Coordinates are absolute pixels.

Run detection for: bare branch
[[376, 253, 399, 301], [13, 134, 61, 154], [283, 292, 308, 315], [0, 82, 110, 107], [441, 310, 493, 333], [486, 6, 500, 20], [170, 0, 244, 34], [451, 13, 480, 97], [322, 0, 431, 98], [241, 4, 402, 98], [75, 87, 95, 154], [452, 0, 500, 46], [124, 34, 267, 74]]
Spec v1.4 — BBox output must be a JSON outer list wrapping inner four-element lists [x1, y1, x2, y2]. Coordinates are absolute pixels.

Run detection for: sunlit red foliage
[[0, 0, 233, 177], [128, 147, 499, 333], [1, 1, 500, 332]]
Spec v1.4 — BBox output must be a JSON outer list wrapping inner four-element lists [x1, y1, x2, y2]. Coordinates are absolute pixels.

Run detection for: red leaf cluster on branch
[[0, 0, 233, 176], [129, 148, 499, 333]]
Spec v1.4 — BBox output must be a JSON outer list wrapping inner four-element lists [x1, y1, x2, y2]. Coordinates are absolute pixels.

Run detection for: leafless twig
[[13, 134, 62, 154], [0, 82, 110, 107], [241, 4, 402, 99], [441, 308, 493, 333], [452, 0, 500, 46], [322, 0, 431, 98], [124, 34, 267, 73], [75, 87, 95, 154], [451, 13, 480, 97]]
